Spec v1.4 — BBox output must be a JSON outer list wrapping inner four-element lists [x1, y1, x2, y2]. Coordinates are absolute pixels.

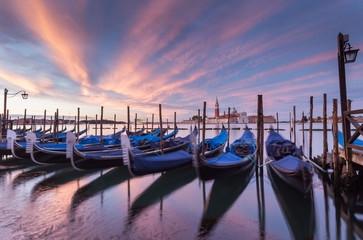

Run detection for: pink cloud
[[9, 0, 90, 87], [0, 69, 54, 94]]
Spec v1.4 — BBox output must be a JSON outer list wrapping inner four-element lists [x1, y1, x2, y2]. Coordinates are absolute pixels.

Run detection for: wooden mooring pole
[[333, 99, 341, 189], [276, 112, 279, 133], [202, 102, 206, 156], [302, 111, 305, 146], [159, 104, 164, 154], [85, 115, 88, 135], [77, 108, 80, 144], [95, 114, 98, 136], [198, 109, 201, 143], [134, 113, 137, 131], [50, 116, 52, 135], [151, 113, 154, 134], [113, 114, 116, 137], [289, 112, 292, 141], [56, 109, 59, 143], [173, 112, 176, 138], [23, 109, 26, 136], [42, 110, 46, 143], [146, 118, 149, 134], [323, 93, 328, 169], [309, 96, 313, 160], [293, 106, 296, 144], [53, 112, 56, 143], [100, 106, 103, 145], [257, 95, 264, 166], [127, 106, 130, 137], [166, 119, 169, 134], [227, 107, 230, 147]]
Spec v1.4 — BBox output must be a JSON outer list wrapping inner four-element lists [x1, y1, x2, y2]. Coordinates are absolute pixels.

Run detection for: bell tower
[[215, 97, 219, 118]]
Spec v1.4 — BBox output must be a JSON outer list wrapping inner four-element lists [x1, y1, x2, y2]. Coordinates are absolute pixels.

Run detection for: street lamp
[[342, 34, 360, 63], [2, 88, 29, 135], [337, 33, 359, 174]]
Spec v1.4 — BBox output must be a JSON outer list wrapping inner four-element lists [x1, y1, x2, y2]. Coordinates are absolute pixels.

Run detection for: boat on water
[[334, 129, 363, 147], [0, 127, 51, 156], [124, 126, 227, 176], [6, 129, 87, 159], [130, 126, 179, 149], [197, 125, 227, 158], [193, 126, 255, 180], [128, 127, 145, 136], [265, 129, 313, 194], [26, 129, 126, 165], [69, 128, 195, 171]]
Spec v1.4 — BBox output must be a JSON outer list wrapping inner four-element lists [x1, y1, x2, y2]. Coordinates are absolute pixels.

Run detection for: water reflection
[[256, 166, 266, 239], [268, 166, 316, 240], [316, 169, 363, 240], [126, 165, 196, 228], [70, 166, 133, 213], [12, 163, 68, 187], [198, 164, 254, 238], [0, 156, 35, 171], [31, 168, 99, 201]]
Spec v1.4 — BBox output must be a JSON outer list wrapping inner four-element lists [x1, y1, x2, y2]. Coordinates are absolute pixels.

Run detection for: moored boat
[[69, 129, 194, 171], [194, 127, 256, 180], [265, 129, 313, 194]]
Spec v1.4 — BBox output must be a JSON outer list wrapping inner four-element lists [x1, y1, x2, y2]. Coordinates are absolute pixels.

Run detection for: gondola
[[69, 128, 194, 171], [130, 126, 179, 149], [78, 126, 125, 145], [335, 129, 363, 147], [125, 127, 226, 176], [267, 164, 315, 240], [0, 142, 11, 156], [128, 127, 145, 136], [6, 129, 86, 159], [193, 127, 255, 180], [26, 130, 126, 165], [265, 129, 313, 194], [34, 126, 51, 135], [198, 125, 228, 157]]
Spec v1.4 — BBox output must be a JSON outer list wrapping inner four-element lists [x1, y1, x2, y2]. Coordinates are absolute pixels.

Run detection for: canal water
[[0, 123, 362, 239]]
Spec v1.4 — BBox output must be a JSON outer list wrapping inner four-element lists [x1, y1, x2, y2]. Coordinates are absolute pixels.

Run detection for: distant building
[[239, 111, 248, 123], [205, 98, 276, 124], [215, 97, 219, 118]]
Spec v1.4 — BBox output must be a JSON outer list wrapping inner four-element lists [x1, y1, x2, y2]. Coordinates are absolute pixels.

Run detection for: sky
[[0, 0, 363, 121]]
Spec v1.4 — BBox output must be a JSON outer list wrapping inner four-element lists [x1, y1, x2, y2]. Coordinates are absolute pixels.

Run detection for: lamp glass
[[344, 49, 359, 63], [21, 93, 28, 99]]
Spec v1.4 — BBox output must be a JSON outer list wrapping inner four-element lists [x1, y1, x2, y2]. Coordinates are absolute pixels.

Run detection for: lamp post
[[2, 88, 28, 136], [337, 33, 359, 174]]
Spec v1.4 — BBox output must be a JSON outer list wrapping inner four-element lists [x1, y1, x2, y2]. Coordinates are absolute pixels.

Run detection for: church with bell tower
[[215, 97, 219, 118]]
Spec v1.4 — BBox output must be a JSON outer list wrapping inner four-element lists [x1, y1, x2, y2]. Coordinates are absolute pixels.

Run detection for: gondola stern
[[121, 135, 137, 177]]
